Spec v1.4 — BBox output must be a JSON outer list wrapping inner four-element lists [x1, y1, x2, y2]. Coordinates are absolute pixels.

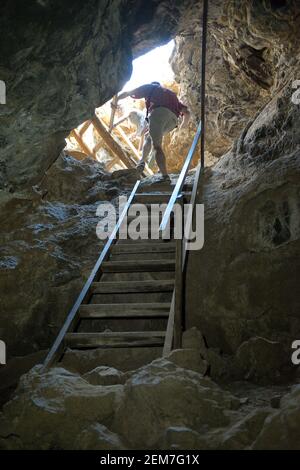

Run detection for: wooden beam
[[106, 157, 125, 171], [92, 116, 136, 169], [139, 132, 145, 153], [173, 211, 183, 349], [115, 125, 140, 160], [102, 113, 152, 175], [78, 120, 92, 137], [114, 126, 153, 176], [112, 115, 128, 129], [109, 95, 118, 132], [70, 130, 95, 158], [163, 293, 175, 357]]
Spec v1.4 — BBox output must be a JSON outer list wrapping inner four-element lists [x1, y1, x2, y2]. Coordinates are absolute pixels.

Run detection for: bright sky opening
[[122, 40, 175, 92]]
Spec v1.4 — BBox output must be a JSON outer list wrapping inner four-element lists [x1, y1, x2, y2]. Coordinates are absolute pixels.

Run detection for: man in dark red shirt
[[117, 82, 190, 180]]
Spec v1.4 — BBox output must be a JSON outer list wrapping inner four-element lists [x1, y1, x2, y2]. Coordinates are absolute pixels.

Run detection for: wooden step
[[133, 192, 172, 204], [79, 302, 170, 319], [101, 260, 175, 272], [138, 183, 193, 193], [91, 279, 174, 294], [64, 331, 166, 348], [110, 252, 175, 262], [125, 213, 174, 223], [133, 192, 192, 204], [116, 238, 173, 244], [112, 242, 176, 254]]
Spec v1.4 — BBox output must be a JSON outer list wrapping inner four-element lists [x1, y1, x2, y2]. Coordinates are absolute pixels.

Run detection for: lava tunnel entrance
[[63, 39, 199, 176]]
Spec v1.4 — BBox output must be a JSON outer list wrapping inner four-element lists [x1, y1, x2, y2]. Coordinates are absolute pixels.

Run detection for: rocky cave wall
[[0, 0, 199, 189], [0, 0, 201, 359], [172, 0, 300, 157], [0, 0, 299, 380], [0, 0, 300, 450], [186, 70, 300, 382]]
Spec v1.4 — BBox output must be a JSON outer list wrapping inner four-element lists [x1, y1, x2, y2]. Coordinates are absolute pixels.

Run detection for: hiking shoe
[[161, 174, 171, 183], [151, 175, 171, 185]]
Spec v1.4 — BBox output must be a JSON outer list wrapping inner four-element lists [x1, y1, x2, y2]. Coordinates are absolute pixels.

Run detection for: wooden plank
[[91, 280, 174, 294], [162, 131, 204, 355], [112, 242, 176, 254], [70, 130, 94, 158], [79, 302, 170, 318], [109, 95, 118, 132], [182, 163, 203, 262], [163, 293, 175, 357], [93, 140, 105, 154], [159, 122, 202, 232], [42, 180, 141, 370], [138, 132, 145, 153], [112, 115, 129, 129], [173, 225, 183, 349], [117, 237, 173, 244], [115, 125, 140, 160], [92, 116, 136, 169], [134, 191, 191, 203], [138, 182, 193, 193], [78, 120, 92, 137], [133, 192, 173, 204], [163, 197, 183, 355], [106, 157, 126, 171], [65, 331, 166, 348], [101, 260, 175, 273]]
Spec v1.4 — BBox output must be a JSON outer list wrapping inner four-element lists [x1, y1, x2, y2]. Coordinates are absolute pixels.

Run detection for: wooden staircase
[[43, 123, 203, 370]]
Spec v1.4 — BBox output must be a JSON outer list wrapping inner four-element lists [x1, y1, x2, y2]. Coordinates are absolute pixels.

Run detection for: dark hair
[[151, 81, 161, 86]]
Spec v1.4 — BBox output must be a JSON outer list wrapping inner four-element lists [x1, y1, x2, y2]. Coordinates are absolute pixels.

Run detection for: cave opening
[[64, 40, 181, 175]]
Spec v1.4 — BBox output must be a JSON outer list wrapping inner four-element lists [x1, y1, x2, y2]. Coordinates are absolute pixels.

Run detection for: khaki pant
[[149, 107, 178, 146]]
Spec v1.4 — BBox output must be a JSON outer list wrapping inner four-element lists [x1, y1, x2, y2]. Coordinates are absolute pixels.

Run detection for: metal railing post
[[173, 196, 184, 349]]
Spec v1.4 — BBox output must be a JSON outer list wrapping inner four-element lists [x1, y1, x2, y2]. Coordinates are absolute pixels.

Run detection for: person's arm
[[117, 84, 152, 102], [117, 90, 132, 101]]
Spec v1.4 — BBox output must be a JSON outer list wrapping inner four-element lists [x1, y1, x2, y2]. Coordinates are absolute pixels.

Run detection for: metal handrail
[[43, 179, 141, 369], [159, 121, 202, 233], [162, 133, 204, 356]]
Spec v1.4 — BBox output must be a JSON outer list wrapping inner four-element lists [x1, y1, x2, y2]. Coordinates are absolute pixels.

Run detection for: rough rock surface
[[187, 79, 300, 356], [171, 0, 300, 157], [252, 384, 300, 449], [1, 0, 300, 451], [0, 355, 287, 450], [83, 366, 125, 386], [0, 0, 199, 189], [0, 366, 124, 450], [0, 154, 121, 357]]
